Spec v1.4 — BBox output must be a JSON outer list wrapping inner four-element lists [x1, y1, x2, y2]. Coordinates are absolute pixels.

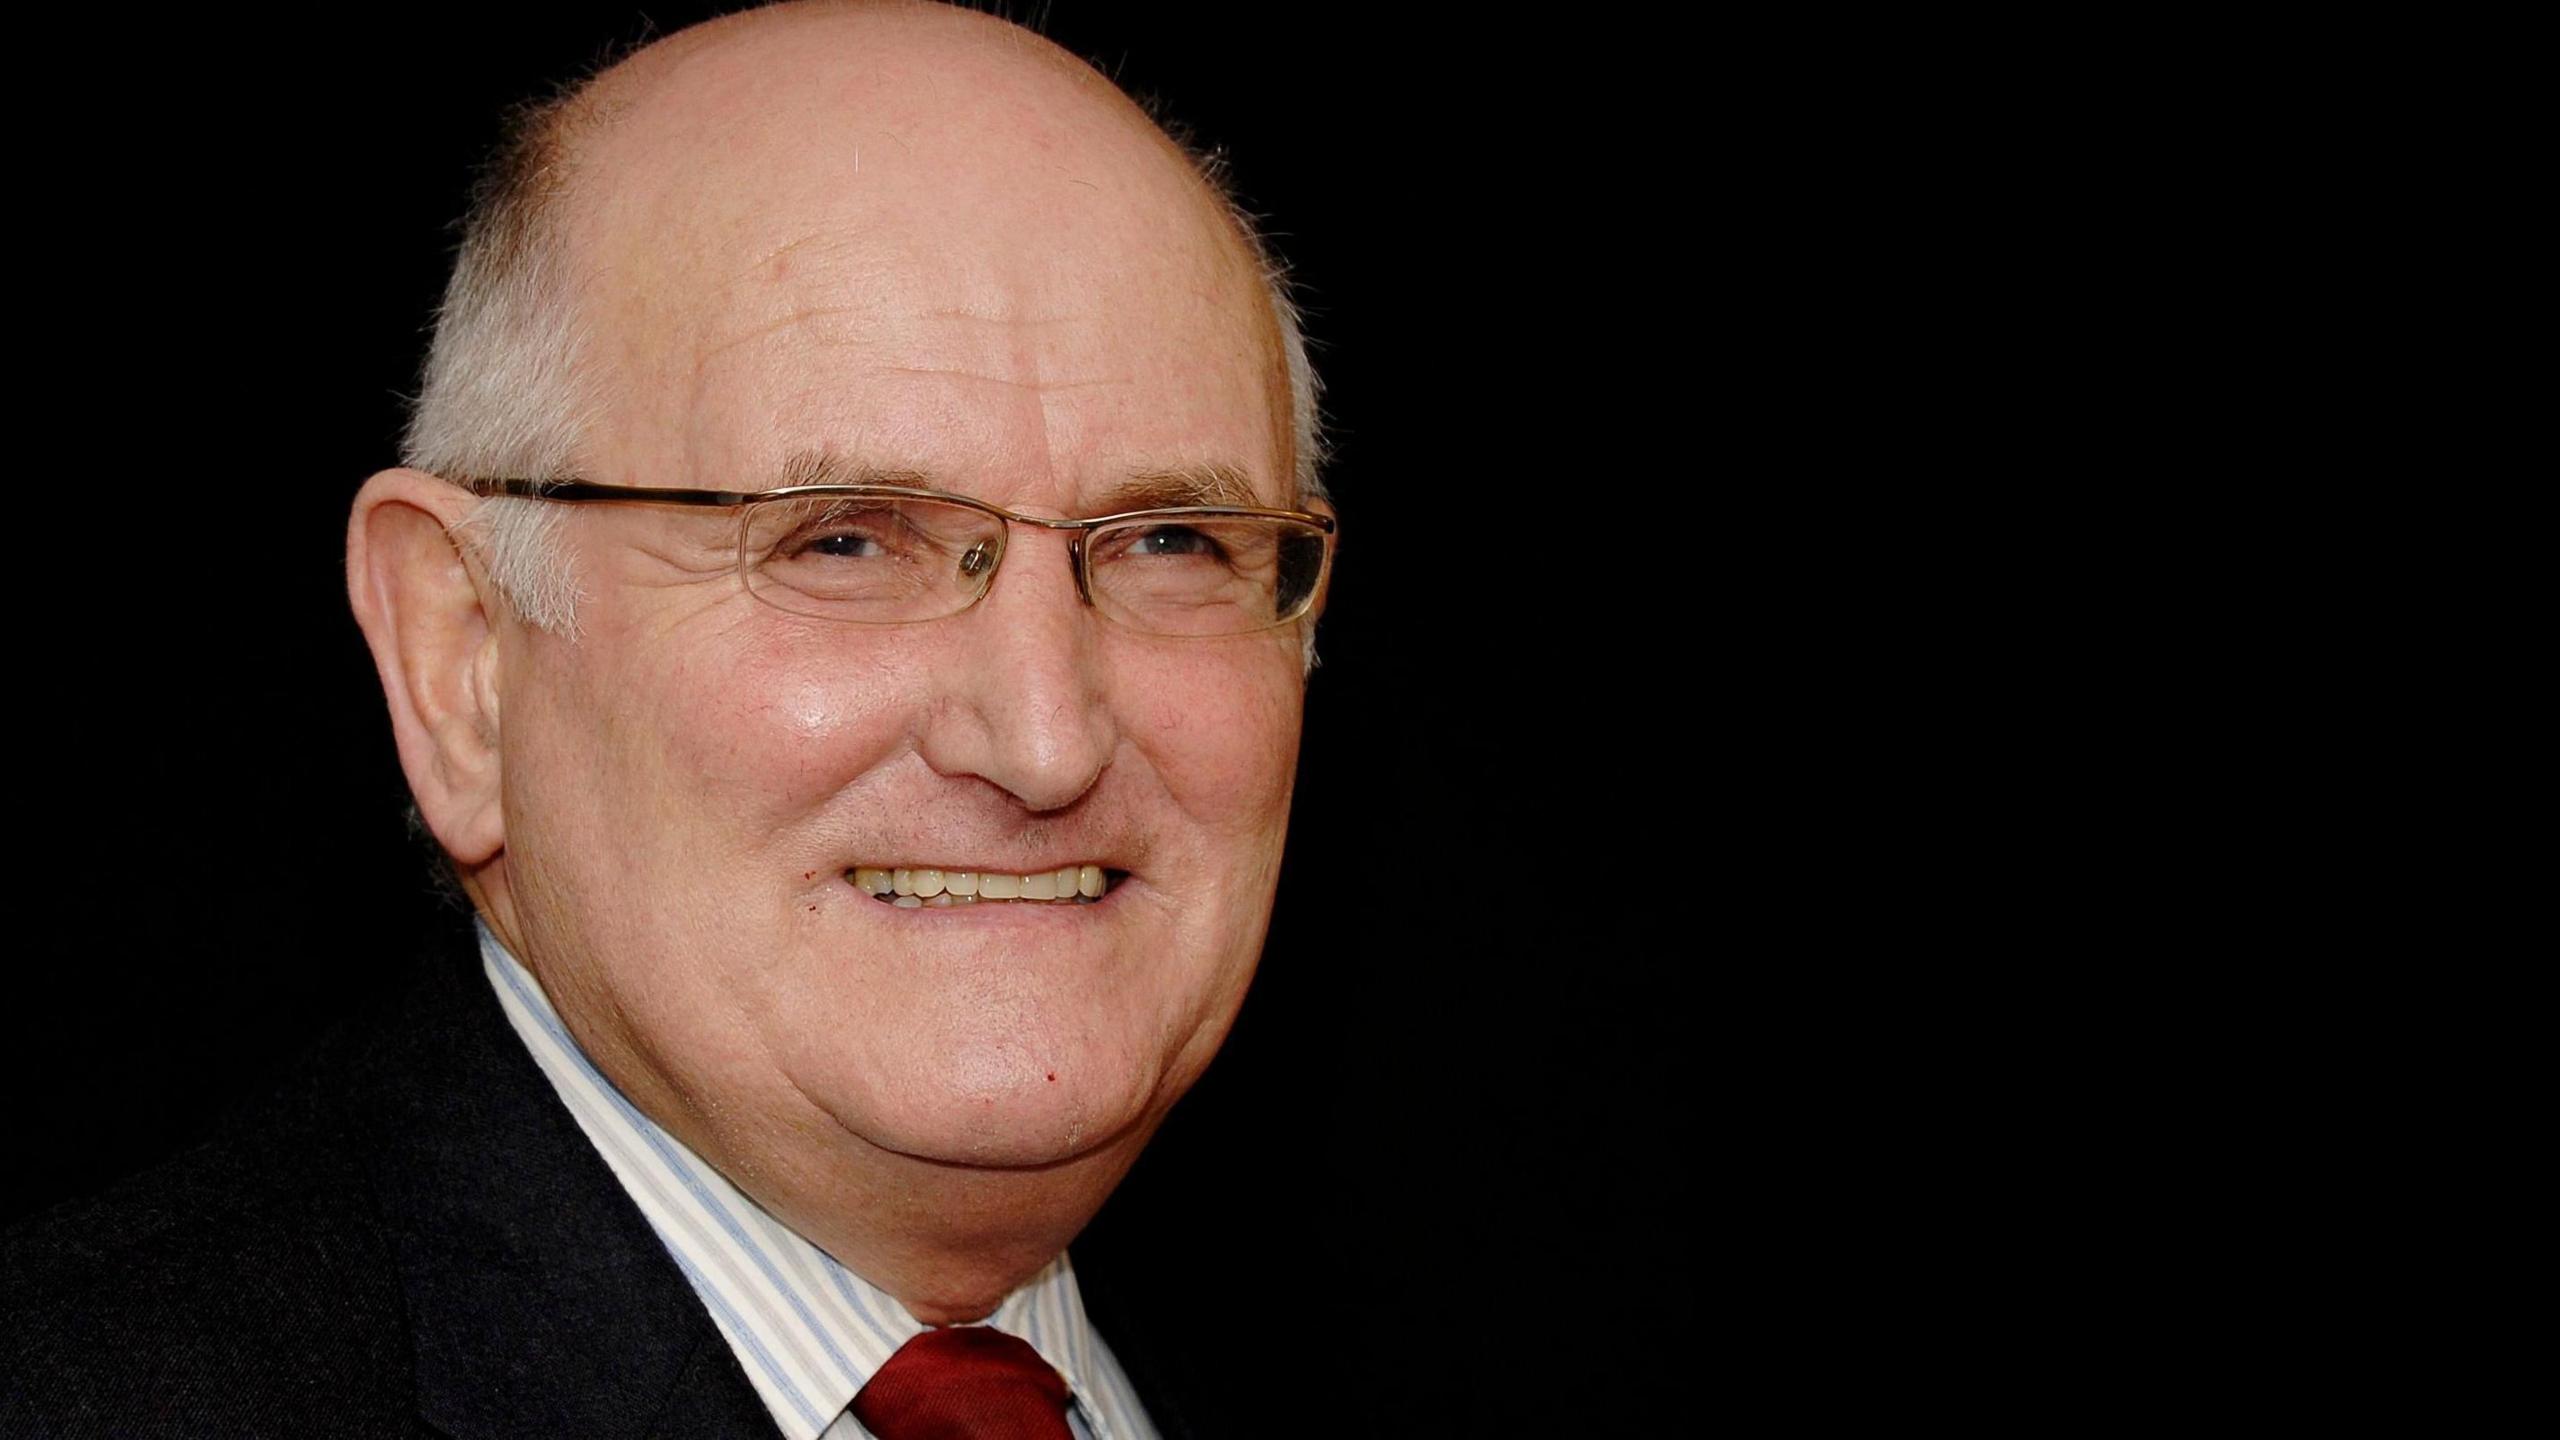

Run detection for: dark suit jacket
[[3, 916, 1306, 1439]]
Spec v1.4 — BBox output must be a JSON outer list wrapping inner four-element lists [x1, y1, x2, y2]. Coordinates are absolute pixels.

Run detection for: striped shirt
[[479, 925, 1160, 1440]]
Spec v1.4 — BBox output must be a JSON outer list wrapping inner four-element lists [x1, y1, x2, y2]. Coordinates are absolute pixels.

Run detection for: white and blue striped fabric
[[480, 925, 1159, 1440]]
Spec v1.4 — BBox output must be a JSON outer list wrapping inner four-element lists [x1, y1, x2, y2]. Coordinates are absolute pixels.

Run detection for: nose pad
[[956, 532, 1005, 608], [1066, 533, 1095, 607]]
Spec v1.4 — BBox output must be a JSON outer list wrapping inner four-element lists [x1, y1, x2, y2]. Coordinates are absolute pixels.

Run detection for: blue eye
[[1126, 526, 1223, 559], [807, 531, 888, 559], [775, 506, 910, 562]]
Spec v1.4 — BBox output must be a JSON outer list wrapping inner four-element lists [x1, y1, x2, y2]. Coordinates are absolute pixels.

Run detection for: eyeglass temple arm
[[458, 478, 762, 507]]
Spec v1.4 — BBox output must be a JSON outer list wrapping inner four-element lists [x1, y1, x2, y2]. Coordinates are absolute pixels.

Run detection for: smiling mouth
[[848, 865, 1121, 908]]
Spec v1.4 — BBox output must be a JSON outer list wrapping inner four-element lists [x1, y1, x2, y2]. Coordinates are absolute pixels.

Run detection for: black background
[[14, 3, 1691, 1427]]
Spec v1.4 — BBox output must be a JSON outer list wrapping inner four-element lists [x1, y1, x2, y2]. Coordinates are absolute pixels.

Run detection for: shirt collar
[[475, 922, 1121, 1440]]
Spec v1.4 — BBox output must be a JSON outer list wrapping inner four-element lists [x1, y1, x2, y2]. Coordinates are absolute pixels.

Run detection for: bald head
[[407, 0, 1322, 629]]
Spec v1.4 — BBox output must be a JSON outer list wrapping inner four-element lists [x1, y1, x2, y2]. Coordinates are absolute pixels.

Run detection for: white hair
[[400, 89, 599, 636], [405, 46, 1328, 652], [1185, 138, 1332, 509]]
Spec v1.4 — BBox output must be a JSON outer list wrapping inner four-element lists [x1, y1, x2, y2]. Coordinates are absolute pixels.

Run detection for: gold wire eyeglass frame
[[453, 476, 1338, 637]]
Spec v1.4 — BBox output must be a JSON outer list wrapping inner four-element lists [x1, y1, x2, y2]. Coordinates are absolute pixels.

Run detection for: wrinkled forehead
[[556, 17, 1289, 499]]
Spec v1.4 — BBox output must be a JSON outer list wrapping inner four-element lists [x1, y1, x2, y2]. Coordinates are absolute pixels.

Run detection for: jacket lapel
[[355, 928, 772, 1439], [1069, 1245, 1199, 1440]]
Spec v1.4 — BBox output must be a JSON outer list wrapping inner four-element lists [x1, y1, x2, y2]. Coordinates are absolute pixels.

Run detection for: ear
[[347, 469, 507, 867]]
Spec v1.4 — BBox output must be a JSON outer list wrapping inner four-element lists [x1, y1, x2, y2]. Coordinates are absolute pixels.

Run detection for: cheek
[[641, 627, 918, 814], [1134, 645, 1305, 845]]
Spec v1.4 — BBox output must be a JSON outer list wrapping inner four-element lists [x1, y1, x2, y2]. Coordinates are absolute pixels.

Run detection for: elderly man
[[5, 3, 1333, 1435]]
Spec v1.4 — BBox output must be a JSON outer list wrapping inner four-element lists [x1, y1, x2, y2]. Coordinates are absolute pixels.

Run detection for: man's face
[[481, 47, 1307, 1180]]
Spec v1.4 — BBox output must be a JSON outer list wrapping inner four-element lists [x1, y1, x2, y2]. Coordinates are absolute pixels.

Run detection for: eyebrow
[[772, 450, 1270, 511], [774, 451, 932, 491], [1102, 465, 1263, 511]]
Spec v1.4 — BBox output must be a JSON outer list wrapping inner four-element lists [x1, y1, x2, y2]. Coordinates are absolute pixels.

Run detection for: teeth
[[846, 863, 1116, 906]]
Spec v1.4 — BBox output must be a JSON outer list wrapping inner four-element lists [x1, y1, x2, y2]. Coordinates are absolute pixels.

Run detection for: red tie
[[852, 1327, 1076, 1440]]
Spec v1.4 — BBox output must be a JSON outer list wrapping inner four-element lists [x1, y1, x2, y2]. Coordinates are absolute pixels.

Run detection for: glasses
[[454, 477, 1336, 638]]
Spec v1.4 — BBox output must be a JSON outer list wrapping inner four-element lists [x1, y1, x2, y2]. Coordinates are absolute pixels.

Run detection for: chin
[[818, 1030, 1175, 1172]]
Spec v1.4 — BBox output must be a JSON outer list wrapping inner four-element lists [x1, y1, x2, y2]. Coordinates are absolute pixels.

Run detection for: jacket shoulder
[[4, 1007, 419, 1436]]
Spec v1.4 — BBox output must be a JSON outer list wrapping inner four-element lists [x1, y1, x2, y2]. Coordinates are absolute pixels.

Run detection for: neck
[[761, 1140, 1149, 1324], [637, 1083, 1154, 1325]]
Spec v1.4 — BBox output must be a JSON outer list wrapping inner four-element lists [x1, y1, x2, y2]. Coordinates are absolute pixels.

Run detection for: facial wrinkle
[[877, 365, 1124, 393], [697, 305, 885, 367], [729, 228, 835, 286], [922, 307, 1091, 326], [1024, 312, 1062, 503]]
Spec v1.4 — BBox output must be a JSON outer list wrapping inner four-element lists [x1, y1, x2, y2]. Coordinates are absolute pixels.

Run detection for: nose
[[913, 528, 1118, 813]]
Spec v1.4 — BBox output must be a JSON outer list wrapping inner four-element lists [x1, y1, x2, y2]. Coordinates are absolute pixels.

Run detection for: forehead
[[562, 17, 1289, 506]]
